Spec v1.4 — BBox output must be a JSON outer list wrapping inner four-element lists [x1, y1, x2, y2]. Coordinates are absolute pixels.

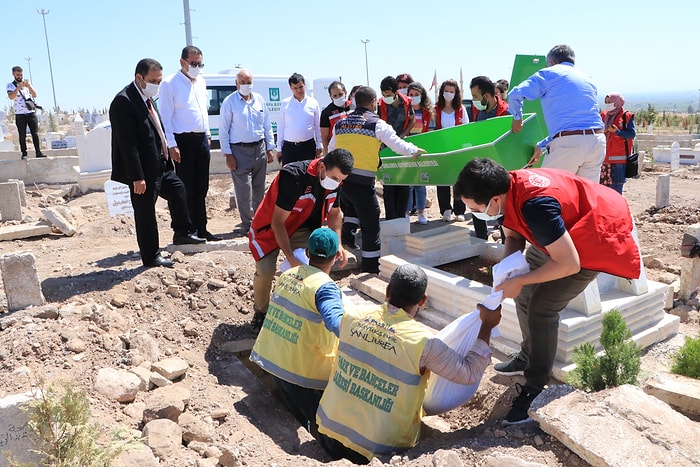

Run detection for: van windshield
[[206, 86, 237, 115]]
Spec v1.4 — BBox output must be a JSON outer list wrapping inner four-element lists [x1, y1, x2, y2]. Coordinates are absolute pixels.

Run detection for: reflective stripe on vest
[[317, 304, 431, 460], [250, 265, 338, 389]]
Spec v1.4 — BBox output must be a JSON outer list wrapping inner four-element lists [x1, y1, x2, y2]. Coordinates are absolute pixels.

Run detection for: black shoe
[[199, 230, 222, 242], [250, 311, 266, 334], [144, 255, 174, 268], [21, 154, 27, 160], [173, 233, 206, 245], [494, 352, 528, 376], [502, 383, 541, 426], [36, 153, 47, 158], [342, 242, 360, 250]]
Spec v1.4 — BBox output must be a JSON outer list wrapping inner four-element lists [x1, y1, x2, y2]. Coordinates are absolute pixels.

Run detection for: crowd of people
[[94, 43, 643, 463]]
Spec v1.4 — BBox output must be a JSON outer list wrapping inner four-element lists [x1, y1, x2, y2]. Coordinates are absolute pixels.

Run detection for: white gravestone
[[104, 180, 134, 217], [670, 141, 680, 171]]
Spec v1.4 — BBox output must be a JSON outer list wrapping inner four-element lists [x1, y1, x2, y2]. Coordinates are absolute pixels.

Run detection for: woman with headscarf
[[600, 92, 636, 194]]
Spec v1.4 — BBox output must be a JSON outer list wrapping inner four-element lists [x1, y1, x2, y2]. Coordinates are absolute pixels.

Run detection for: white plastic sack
[[422, 251, 529, 415], [279, 248, 309, 272]]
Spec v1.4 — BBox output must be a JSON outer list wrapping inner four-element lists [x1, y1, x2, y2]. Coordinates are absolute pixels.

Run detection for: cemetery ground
[[0, 166, 699, 466]]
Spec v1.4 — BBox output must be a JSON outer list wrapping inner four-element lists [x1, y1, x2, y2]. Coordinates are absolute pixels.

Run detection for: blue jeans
[[406, 185, 426, 212]]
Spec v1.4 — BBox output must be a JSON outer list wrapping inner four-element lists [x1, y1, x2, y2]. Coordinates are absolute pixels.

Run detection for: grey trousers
[[516, 246, 599, 389], [229, 141, 267, 231]]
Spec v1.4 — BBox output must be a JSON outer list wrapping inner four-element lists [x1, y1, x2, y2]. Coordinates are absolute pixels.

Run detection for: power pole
[[24, 57, 33, 83], [37, 9, 58, 111], [183, 0, 193, 45], [361, 39, 370, 86]]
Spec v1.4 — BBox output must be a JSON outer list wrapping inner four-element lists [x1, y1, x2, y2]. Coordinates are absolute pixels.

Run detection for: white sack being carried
[[279, 248, 309, 272], [422, 251, 529, 415]]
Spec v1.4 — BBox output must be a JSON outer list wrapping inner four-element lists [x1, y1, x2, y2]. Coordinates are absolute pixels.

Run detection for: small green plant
[[671, 334, 700, 379], [7, 377, 140, 467], [567, 309, 641, 392]]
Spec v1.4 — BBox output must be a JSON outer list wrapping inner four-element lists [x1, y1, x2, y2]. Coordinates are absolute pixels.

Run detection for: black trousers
[[272, 376, 323, 434], [129, 163, 191, 265], [174, 132, 211, 235], [437, 185, 465, 216], [15, 112, 42, 156], [340, 181, 381, 273], [382, 185, 410, 220], [281, 138, 315, 165]]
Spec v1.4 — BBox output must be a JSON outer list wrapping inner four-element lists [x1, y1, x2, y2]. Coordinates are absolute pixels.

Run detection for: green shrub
[[671, 334, 700, 379], [567, 309, 641, 392], [6, 377, 140, 467]]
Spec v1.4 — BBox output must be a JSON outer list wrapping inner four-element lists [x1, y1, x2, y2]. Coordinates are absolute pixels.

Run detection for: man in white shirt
[[276, 73, 322, 165], [219, 69, 275, 235], [158, 46, 218, 242], [6, 66, 45, 159]]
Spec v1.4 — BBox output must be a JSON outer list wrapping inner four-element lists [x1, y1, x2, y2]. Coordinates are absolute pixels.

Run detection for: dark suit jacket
[[110, 82, 168, 188]]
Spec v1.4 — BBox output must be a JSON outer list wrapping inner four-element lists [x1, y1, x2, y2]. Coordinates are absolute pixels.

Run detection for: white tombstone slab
[[670, 141, 680, 171], [81, 120, 112, 173], [104, 180, 134, 217]]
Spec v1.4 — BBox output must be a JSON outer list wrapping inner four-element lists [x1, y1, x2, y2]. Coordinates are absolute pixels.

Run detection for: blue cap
[[308, 228, 338, 258]]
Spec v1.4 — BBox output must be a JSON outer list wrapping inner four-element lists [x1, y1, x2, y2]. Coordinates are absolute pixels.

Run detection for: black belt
[[552, 128, 604, 139], [283, 138, 313, 146], [175, 132, 206, 136], [233, 140, 263, 147]]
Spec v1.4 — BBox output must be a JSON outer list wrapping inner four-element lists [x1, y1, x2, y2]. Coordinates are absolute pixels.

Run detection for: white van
[[204, 70, 340, 149]]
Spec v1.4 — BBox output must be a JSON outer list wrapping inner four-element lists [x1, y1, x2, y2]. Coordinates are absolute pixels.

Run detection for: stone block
[[0, 251, 45, 311], [531, 384, 700, 467], [7, 179, 26, 207], [41, 207, 77, 236], [670, 141, 680, 171], [165, 238, 249, 254], [0, 392, 42, 467], [0, 222, 52, 241], [644, 371, 700, 417], [0, 181, 22, 221], [655, 173, 670, 209], [679, 223, 700, 300]]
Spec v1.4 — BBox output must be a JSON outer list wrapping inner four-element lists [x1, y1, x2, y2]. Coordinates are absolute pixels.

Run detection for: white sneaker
[[442, 210, 452, 222], [418, 213, 428, 225], [455, 214, 466, 222]]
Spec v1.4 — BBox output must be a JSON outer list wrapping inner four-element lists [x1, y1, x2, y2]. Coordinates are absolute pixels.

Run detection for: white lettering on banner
[[104, 180, 134, 217], [382, 160, 439, 169]]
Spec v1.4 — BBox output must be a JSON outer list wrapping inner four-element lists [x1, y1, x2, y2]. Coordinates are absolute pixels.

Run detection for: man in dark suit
[[110, 58, 204, 268]]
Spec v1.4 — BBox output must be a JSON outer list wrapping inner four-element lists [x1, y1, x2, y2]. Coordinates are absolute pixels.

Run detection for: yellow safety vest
[[333, 110, 382, 182], [250, 265, 338, 389], [316, 303, 433, 460]]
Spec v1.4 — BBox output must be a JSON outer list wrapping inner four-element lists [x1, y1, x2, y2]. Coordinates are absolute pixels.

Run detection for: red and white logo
[[527, 171, 550, 188]]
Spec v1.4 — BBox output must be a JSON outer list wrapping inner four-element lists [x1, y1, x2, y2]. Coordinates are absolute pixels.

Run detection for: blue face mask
[[472, 198, 503, 221]]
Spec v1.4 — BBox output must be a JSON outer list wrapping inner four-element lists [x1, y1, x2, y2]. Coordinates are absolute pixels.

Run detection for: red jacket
[[502, 169, 640, 279], [378, 93, 412, 134], [248, 158, 337, 261], [471, 96, 510, 121], [434, 104, 465, 129], [601, 110, 634, 164]]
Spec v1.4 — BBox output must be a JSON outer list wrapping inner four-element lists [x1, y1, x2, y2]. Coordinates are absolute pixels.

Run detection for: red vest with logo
[[248, 158, 337, 260], [378, 93, 412, 134], [601, 110, 634, 164], [434, 104, 464, 129], [502, 169, 640, 279]]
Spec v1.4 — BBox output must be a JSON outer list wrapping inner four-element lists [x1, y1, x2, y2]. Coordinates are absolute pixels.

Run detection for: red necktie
[[146, 98, 169, 159]]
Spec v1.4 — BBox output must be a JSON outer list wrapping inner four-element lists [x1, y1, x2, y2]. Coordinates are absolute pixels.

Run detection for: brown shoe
[[250, 311, 266, 334]]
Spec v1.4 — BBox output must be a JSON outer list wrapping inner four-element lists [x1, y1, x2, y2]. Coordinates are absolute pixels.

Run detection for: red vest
[[502, 169, 640, 279], [471, 96, 510, 121], [601, 110, 634, 164], [378, 93, 412, 134], [248, 158, 337, 261], [434, 104, 464, 129], [410, 107, 431, 134]]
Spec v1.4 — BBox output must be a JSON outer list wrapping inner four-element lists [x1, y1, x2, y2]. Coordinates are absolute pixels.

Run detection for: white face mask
[[410, 95, 421, 106], [603, 102, 615, 111], [187, 65, 201, 79], [238, 84, 253, 96], [142, 81, 160, 98], [332, 95, 346, 107], [320, 174, 340, 190], [382, 95, 395, 105], [350, 98, 356, 110], [471, 198, 502, 221], [398, 88, 408, 95], [443, 91, 455, 102], [472, 98, 487, 111]]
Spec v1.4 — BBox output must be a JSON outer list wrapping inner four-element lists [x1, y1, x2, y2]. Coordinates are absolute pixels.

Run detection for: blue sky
[[4, 0, 699, 112]]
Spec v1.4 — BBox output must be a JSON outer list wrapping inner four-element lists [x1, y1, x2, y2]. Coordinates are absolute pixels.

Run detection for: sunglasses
[[188, 62, 205, 68]]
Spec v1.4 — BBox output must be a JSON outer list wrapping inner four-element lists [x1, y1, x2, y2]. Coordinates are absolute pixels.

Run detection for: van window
[[207, 86, 237, 115]]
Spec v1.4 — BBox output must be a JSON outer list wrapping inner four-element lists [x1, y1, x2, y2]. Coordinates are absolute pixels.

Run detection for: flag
[[429, 70, 437, 91]]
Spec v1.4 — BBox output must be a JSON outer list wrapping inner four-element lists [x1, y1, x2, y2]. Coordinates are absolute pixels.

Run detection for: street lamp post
[[37, 8, 58, 111], [24, 57, 33, 83], [361, 39, 370, 86]]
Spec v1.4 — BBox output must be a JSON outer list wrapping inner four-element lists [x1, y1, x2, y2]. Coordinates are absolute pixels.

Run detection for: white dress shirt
[[276, 94, 322, 151], [157, 70, 210, 147], [219, 91, 275, 155]]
